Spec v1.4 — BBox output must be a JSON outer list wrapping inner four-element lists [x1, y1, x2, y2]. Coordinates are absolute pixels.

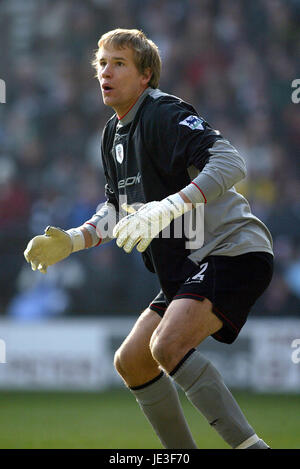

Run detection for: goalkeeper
[[24, 29, 274, 449]]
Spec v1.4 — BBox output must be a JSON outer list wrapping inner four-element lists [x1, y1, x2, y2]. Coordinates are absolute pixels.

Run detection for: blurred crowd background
[[0, 0, 299, 320]]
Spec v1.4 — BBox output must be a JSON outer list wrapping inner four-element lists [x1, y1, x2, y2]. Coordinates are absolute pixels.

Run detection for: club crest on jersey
[[115, 144, 124, 164], [179, 115, 204, 131]]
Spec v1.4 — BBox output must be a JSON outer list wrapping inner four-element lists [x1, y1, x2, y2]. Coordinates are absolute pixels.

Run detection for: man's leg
[[114, 308, 197, 449], [150, 298, 269, 449]]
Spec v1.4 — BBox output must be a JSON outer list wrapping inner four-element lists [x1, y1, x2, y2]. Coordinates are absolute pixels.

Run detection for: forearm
[[70, 201, 118, 251], [77, 226, 94, 249], [181, 138, 247, 205]]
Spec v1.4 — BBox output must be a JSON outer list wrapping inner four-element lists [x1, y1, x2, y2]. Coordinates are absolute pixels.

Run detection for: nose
[[100, 63, 113, 79]]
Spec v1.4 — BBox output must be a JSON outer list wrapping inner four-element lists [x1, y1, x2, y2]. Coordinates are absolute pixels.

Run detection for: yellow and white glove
[[24, 226, 85, 274], [113, 193, 191, 253]]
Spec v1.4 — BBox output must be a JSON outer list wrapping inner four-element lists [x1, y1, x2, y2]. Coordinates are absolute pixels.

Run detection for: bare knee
[[150, 328, 176, 371], [150, 299, 223, 373], [113, 348, 124, 377], [114, 308, 162, 386], [114, 344, 135, 380], [114, 337, 161, 387]]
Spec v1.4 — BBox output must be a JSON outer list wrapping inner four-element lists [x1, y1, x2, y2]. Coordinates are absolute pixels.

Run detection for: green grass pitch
[[0, 389, 299, 449]]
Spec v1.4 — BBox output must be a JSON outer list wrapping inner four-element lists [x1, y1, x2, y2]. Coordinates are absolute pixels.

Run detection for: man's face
[[97, 45, 150, 117]]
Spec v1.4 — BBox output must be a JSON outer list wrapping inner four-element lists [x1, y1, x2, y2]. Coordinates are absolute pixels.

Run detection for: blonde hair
[[92, 28, 161, 89]]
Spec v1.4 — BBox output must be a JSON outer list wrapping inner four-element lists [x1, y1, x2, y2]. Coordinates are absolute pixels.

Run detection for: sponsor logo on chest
[[118, 172, 141, 189]]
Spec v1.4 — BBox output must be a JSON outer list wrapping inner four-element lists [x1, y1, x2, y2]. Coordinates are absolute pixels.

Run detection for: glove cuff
[[66, 228, 85, 252], [163, 193, 192, 219]]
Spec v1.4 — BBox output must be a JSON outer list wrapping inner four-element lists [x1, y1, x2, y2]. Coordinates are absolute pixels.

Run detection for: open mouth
[[102, 84, 113, 91]]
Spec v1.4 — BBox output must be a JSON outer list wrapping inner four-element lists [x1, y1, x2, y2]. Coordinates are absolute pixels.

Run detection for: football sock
[[235, 435, 270, 449], [171, 348, 260, 449], [129, 371, 198, 449]]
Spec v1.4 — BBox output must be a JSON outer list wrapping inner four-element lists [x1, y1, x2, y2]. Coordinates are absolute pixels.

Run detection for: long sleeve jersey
[[90, 87, 273, 299]]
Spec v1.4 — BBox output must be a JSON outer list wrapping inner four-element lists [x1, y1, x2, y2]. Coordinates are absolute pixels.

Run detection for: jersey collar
[[117, 87, 152, 127]]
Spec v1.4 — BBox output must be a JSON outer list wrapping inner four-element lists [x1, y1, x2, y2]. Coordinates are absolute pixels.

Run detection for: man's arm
[[180, 138, 247, 205], [82, 200, 118, 248]]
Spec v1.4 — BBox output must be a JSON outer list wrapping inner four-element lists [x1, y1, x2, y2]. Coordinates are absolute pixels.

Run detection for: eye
[[116, 61, 124, 66]]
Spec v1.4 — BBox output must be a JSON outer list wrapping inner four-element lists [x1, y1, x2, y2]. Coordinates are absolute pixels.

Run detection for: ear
[[142, 67, 152, 86]]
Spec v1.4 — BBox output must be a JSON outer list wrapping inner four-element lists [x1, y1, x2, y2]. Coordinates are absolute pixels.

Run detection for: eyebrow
[[99, 56, 128, 62]]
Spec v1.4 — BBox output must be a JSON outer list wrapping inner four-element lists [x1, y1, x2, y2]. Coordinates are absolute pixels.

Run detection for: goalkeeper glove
[[24, 226, 85, 274], [113, 193, 192, 253]]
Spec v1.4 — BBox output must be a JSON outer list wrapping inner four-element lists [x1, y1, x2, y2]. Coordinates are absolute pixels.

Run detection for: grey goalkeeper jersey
[[88, 88, 273, 294], [189, 185, 273, 263], [181, 136, 273, 263]]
